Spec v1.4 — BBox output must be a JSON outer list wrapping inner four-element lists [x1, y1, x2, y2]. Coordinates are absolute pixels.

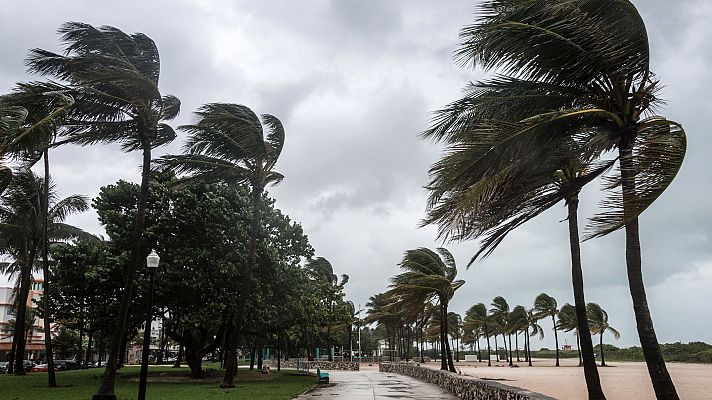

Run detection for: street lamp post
[[357, 304, 362, 365], [138, 249, 160, 400]]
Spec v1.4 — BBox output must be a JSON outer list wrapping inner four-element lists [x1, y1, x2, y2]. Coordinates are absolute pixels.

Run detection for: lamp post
[[138, 249, 159, 400]]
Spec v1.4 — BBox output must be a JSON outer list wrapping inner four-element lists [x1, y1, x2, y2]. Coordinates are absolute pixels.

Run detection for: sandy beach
[[421, 358, 712, 400]]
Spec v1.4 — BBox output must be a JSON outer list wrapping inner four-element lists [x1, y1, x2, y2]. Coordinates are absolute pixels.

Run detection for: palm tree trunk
[[443, 303, 455, 372], [41, 148, 57, 386], [94, 140, 152, 399], [14, 244, 36, 375], [576, 334, 582, 367], [600, 332, 605, 367], [502, 333, 508, 362], [567, 194, 606, 399], [494, 334, 499, 362], [508, 334, 513, 367], [485, 329, 491, 367], [221, 184, 263, 388], [515, 333, 520, 362], [619, 139, 679, 400], [552, 315, 560, 366], [439, 306, 447, 370], [526, 332, 532, 366]]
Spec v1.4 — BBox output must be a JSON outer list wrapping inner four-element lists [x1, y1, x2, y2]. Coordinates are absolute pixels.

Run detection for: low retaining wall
[[379, 363, 556, 400], [264, 360, 359, 371]]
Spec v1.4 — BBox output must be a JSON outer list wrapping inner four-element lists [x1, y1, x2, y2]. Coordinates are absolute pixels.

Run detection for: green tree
[[26, 22, 180, 399], [534, 293, 560, 367], [157, 103, 284, 388], [508, 305, 528, 363], [524, 308, 544, 367], [587, 303, 620, 367], [388, 248, 464, 372], [424, 2, 684, 398]]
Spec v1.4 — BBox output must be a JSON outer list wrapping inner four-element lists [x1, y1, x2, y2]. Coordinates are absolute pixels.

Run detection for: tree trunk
[[494, 334, 499, 362], [327, 325, 333, 361], [257, 348, 263, 370], [185, 349, 204, 379], [577, 334, 582, 367], [600, 332, 606, 367], [508, 334, 513, 367], [485, 329, 491, 367], [527, 332, 532, 367], [41, 148, 57, 386], [250, 348, 255, 370], [567, 194, 606, 399], [515, 333, 520, 362], [222, 184, 263, 388], [443, 302, 455, 372], [93, 139, 152, 399], [552, 315, 560, 366], [173, 344, 184, 368], [619, 139, 679, 399], [502, 333, 508, 362], [14, 244, 36, 375], [86, 331, 94, 367], [439, 305, 447, 370]]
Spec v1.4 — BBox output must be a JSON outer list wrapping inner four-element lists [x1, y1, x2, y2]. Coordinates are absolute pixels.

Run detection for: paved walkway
[[296, 370, 457, 399]]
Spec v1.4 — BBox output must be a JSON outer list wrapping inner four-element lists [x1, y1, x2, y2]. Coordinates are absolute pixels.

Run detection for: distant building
[[562, 344, 573, 351], [0, 278, 47, 361]]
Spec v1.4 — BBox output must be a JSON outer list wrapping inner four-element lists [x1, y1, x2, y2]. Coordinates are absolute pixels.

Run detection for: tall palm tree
[[388, 247, 464, 372], [447, 312, 462, 362], [557, 303, 583, 366], [489, 296, 510, 364], [524, 309, 544, 367], [0, 169, 90, 374], [424, 2, 684, 398], [306, 257, 348, 362], [509, 305, 528, 364], [533, 293, 560, 366], [26, 22, 180, 399], [587, 303, 620, 367], [2, 85, 75, 387], [465, 303, 491, 366], [157, 103, 283, 388]]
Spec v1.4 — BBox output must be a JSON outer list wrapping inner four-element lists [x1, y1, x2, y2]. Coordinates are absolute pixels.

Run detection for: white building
[[0, 278, 47, 361]]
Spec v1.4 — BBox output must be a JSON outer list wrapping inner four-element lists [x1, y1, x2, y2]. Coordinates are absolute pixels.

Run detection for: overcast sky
[[1, 0, 710, 349]]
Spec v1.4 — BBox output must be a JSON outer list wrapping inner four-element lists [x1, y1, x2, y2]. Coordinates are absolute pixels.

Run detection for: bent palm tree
[[157, 103, 284, 387], [388, 247, 464, 372], [587, 303, 620, 367], [26, 22, 180, 399], [424, 2, 684, 398], [557, 303, 583, 366], [533, 293, 560, 366]]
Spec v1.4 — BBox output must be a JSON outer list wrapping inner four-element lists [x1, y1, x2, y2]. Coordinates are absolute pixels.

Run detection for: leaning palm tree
[[26, 22, 180, 399], [533, 293, 561, 366], [423, 2, 684, 398], [524, 308, 544, 367], [465, 303, 492, 366], [388, 247, 464, 372], [489, 296, 510, 364], [557, 303, 583, 366], [0, 169, 90, 375], [157, 103, 283, 388], [508, 305, 528, 364], [587, 303, 620, 367]]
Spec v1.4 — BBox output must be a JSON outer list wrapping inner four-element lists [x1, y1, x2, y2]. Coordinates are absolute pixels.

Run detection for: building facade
[[0, 278, 47, 361]]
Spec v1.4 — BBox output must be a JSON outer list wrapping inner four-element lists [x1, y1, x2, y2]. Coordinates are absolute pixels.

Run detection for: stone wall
[[379, 363, 557, 400], [264, 359, 359, 371]]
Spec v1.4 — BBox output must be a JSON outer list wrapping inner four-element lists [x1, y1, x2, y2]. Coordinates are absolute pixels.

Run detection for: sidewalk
[[296, 369, 457, 399]]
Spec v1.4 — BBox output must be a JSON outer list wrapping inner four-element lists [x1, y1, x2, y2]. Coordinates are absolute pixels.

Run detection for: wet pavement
[[295, 370, 457, 399]]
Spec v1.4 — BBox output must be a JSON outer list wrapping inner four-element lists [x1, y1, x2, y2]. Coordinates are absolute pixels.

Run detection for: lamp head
[[146, 249, 160, 269]]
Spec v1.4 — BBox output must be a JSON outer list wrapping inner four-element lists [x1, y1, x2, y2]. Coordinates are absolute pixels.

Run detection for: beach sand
[[421, 358, 712, 400]]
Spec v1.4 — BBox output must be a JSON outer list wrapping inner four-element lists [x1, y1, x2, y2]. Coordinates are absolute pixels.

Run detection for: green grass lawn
[[0, 366, 314, 400]]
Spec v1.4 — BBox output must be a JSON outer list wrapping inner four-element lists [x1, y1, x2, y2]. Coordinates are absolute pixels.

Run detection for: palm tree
[[533, 293, 560, 366], [26, 22, 180, 399], [306, 257, 348, 362], [157, 103, 283, 388], [447, 312, 462, 362], [424, 2, 684, 398], [2, 85, 75, 387], [524, 309, 544, 367], [587, 303, 620, 367], [464, 303, 491, 366], [509, 305, 528, 364], [489, 296, 510, 364], [557, 303, 582, 366], [0, 169, 90, 374], [388, 247, 464, 372]]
